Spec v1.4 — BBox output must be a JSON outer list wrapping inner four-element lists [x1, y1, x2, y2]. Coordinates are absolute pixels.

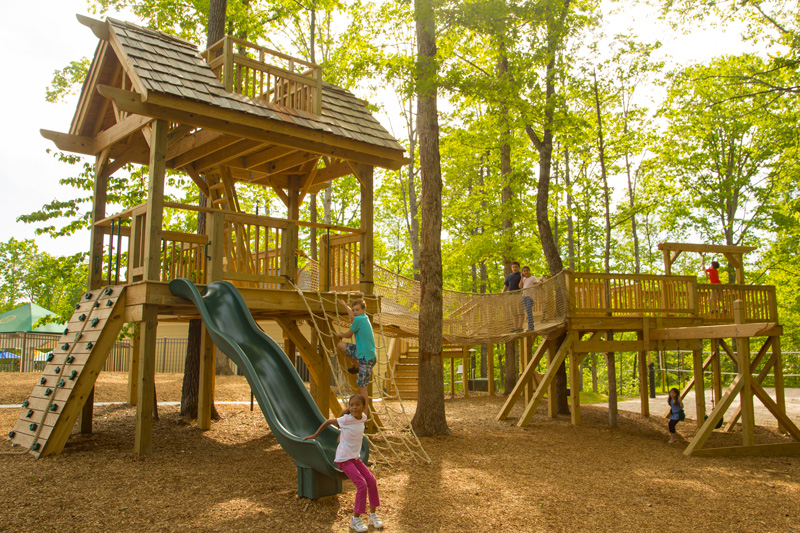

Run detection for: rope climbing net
[[300, 259, 571, 346], [288, 280, 431, 467]]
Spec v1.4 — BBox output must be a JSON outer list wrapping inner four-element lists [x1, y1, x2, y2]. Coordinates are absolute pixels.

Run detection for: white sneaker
[[350, 516, 368, 533], [368, 512, 384, 529]]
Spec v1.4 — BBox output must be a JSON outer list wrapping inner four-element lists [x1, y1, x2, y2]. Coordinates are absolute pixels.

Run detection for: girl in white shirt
[[304, 394, 382, 532]]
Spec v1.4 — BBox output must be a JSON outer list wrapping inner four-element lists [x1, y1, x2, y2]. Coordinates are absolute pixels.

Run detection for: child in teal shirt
[[337, 299, 377, 402]]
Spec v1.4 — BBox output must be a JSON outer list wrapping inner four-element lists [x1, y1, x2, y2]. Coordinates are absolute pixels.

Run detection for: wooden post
[[606, 330, 618, 427], [355, 164, 374, 296], [734, 300, 755, 446], [449, 356, 455, 398], [711, 338, 722, 403], [127, 323, 140, 405], [487, 344, 495, 396], [89, 152, 109, 290], [135, 304, 158, 455], [546, 340, 557, 418], [637, 331, 649, 417], [462, 347, 469, 398], [207, 211, 225, 282], [78, 387, 94, 434], [772, 336, 786, 433], [281, 177, 300, 281], [143, 120, 167, 281], [569, 351, 582, 425], [692, 348, 706, 427], [197, 325, 216, 430], [523, 337, 533, 404]]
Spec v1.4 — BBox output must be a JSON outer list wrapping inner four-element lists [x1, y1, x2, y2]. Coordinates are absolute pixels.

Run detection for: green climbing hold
[[54, 366, 61, 374], [63, 328, 69, 335], [84, 292, 92, 299], [47, 353, 54, 362], [66, 356, 75, 364], [29, 423, 37, 431], [57, 379, 65, 387], [74, 303, 80, 310], [74, 332, 82, 341], [106, 299, 114, 307], [44, 388, 52, 397], [21, 400, 29, 408], [78, 314, 86, 321], [61, 343, 69, 351], [26, 409, 33, 418], [91, 318, 99, 327], [8, 431, 14, 438], [32, 443, 40, 451], [69, 370, 78, 380], [104, 288, 113, 295], [49, 404, 58, 412], [93, 301, 100, 308], [39, 377, 47, 385], [86, 342, 94, 350]]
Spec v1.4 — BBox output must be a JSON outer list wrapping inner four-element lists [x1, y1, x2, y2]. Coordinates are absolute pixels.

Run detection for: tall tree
[[411, 0, 448, 436]]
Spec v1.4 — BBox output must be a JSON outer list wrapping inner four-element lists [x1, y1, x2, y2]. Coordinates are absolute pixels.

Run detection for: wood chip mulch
[[1, 372, 798, 532]]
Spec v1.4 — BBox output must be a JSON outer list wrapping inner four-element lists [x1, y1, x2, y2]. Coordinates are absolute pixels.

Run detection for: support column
[[127, 323, 140, 405], [78, 388, 94, 434], [569, 351, 582, 425], [734, 300, 755, 446], [606, 331, 618, 427], [197, 325, 216, 430], [487, 344, 495, 396], [637, 331, 649, 417], [546, 340, 557, 418], [523, 337, 533, 404], [88, 151, 109, 290], [281, 177, 300, 281], [692, 348, 706, 427], [773, 336, 786, 433], [711, 338, 722, 402], [135, 304, 158, 455], [462, 347, 469, 398], [354, 164, 374, 296]]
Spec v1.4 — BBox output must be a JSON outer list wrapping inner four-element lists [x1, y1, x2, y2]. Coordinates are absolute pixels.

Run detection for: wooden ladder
[[7, 285, 127, 458]]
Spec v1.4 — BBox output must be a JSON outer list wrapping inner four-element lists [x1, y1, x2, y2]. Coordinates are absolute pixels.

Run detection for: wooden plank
[[657, 242, 757, 254], [135, 304, 157, 455], [690, 442, 800, 457], [750, 381, 800, 440], [197, 325, 216, 430], [683, 374, 743, 456], [649, 322, 781, 341], [94, 113, 153, 152], [516, 332, 577, 427], [143, 120, 167, 281]]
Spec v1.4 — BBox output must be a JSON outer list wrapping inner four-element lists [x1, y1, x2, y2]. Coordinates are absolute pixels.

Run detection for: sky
[[0, 0, 760, 258]]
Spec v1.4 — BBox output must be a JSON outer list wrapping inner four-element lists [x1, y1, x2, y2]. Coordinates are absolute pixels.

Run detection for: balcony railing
[[202, 35, 323, 115]]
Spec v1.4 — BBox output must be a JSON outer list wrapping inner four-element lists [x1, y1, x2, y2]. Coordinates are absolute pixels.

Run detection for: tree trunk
[[411, 0, 448, 436], [565, 147, 575, 270], [591, 353, 598, 393], [592, 71, 612, 275], [180, 0, 227, 421], [504, 340, 517, 393]]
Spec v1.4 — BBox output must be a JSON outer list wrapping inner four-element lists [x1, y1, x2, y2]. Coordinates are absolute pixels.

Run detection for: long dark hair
[[668, 387, 681, 406], [341, 394, 366, 416]]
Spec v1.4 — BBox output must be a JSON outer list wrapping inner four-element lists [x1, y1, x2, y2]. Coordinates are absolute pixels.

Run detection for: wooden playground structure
[[6, 16, 798, 460]]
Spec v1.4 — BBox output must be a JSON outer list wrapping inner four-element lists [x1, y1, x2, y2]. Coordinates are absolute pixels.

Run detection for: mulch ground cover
[[1, 372, 798, 532]]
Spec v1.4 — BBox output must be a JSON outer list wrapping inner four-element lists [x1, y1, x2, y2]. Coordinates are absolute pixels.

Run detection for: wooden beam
[[40, 129, 97, 155], [192, 139, 265, 172], [649, 322, 781, 341], [658, 242, 757, 254], [184, 167, 210, 197], [750, 381, 800, 440], [142, 120, 167, 281], [97, 86, 407, 170], [243, 145, 295, 169], [517, 332, 578, 427], [496, 338, 549, 421], [171, 134, 240, 169], [197, 325, 216, 430], [573, 338, 702, 353], [683, 374, 744, 456], [94, 113, 153, 152], [690, 442, 800, 457], [76, 14, 110, 40], [135, 304, 157, 455]]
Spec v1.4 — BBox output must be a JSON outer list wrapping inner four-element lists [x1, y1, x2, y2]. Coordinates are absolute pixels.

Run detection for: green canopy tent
[[0, 304, 65, 371], [0, 303, 65, 334]]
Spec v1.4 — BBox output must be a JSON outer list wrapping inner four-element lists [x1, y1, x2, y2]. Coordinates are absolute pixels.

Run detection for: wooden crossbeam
[[496, 337, 549, 421], [95, 113, 153, 152], [750, 380, 800, 440], [658, 242, 757, 254], [649, 322, 781, 341], [684, 374, 744, 456], [573, 338, 701, 353], [517, 332, 578, 427], [691, 442, 800, 457]]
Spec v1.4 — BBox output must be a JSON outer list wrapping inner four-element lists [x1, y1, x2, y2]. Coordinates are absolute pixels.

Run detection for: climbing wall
[[6, 286, 127, 458]]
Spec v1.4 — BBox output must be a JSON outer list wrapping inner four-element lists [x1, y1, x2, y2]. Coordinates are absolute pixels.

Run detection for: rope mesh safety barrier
[[287, 280, 431, 466], [300, 258, 570, 346]]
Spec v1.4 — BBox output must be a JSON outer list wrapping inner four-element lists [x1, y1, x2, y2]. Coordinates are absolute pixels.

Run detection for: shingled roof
[[73, 17, 403, 156]]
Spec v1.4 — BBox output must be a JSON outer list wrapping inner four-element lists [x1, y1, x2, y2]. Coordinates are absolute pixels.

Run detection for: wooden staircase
[[390, 343, 467, 400], [6, 286, 126, 458]]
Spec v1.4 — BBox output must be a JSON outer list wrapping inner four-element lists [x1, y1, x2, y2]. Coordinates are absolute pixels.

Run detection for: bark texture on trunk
[[411, 0, 448, 437]]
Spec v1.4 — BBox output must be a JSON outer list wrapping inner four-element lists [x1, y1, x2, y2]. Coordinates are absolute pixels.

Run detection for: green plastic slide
[[168, 279, 369, 499]]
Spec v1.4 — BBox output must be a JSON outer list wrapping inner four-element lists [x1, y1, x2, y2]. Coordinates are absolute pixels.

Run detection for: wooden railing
[[319, 233, 362, 292], [202, 35, 323, 115], [697, 285, 777, 322], [221, 211, 286, 288], [566, 272, 697, 316]]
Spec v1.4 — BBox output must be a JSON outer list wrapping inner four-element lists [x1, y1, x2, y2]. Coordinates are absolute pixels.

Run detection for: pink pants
[[336, 458, 380, 514]]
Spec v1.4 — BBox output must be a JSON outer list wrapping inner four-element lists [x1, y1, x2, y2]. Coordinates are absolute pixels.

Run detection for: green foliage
[[45, 58, 91, 103]]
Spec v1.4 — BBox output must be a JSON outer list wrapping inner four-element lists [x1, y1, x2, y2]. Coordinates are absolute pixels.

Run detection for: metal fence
[[0, 332, 310, 381]]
